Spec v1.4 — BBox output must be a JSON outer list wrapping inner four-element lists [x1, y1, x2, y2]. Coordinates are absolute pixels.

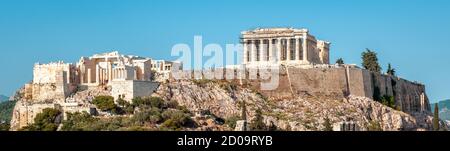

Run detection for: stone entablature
[[241, 28, 330, 66]]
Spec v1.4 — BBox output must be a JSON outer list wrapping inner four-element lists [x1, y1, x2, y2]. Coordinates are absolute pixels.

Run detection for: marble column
[[277, 38, 282, 62], [99, 69, 103, 84], [260, 39, 265, 61], [303, 37, 308, 61], [286, 38, 291, 61], [243, 40, 248, 64], [87, 69, 92, 84], [269, 39, 273, 62], [295, 38, 300, 61], [80, 68, 84, 84], [117, 69, 120, 79], [108, 62, 112, 82], [95, 64, 100, 84], [123, 69, 125, 79], [251, 40, 256, 62], [120, 69, 123, 79], [110, 69, 116, 81]]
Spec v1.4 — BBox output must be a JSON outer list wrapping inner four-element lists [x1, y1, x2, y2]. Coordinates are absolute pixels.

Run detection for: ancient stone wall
[[26, 62, 80, 103], [10, 102, 55, 130], [9, 101, 92, 131], [111, 80, 159, 102], [241, 66, 430, 114], [25, 70, 77, 103], [33, 62, 76, 84]]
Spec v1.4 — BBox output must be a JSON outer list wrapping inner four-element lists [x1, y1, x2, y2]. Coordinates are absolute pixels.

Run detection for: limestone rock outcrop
[[152, 80, 435, 131]]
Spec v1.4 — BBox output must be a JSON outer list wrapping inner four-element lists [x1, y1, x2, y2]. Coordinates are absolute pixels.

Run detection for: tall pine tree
[[362, 49, 382, 73]]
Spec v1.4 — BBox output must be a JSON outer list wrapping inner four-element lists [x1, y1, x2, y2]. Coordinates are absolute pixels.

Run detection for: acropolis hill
[[9, 28, 438, 131]]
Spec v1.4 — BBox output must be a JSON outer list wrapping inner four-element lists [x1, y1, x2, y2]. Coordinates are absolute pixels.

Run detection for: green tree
[[433, 103, 440, 131], [160, 110, 192, 130], [132, 97, 164, 109], [116, 98, 128, 108], [241, 101, 247, 121], [386, 63, 396, 76], [362, 49, 382, 73], [0, 100, 17, 123], [336, 58, 344, 65], [21, 108, 61, 131], [381, 95, 396, 109], [61, 111, 95, 131], [149, 97, 164, 108], [323, 117, 333, 131], [92, 96, 117, 111], [0, 123, 10, 131], [241, 100, 248, 131], [116, 97, 134, 115], [250, 109, 266, 131], [367, 120, 382, 131], [225, 115, 241, 129], [133, 107, 162, 125], [124, 105, 135, 115]]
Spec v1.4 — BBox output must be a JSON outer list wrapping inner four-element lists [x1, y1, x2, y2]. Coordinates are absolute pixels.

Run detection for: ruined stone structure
[[151, 60, 183, 82], [24, 51, 179, 103], [27, 62, 79, 102], [241, 28, 330, 66], [78, 51, 153, 86], [10, 52, 177, 130]]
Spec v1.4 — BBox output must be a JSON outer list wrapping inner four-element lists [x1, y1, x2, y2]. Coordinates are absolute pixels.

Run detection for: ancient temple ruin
[[28, 51, 181, 102], [241, 28, 330, 66], [77, 51, 153, 86]]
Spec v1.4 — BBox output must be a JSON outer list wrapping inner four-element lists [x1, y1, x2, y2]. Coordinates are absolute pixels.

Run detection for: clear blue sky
[[0, 0, 449, 102]]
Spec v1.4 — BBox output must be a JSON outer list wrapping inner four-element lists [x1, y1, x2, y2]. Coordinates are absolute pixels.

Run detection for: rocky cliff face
[[152, 80, 435, 131]]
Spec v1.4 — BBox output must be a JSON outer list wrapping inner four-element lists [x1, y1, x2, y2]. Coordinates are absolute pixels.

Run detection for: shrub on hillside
[[132, 107, 162, 125], [381, 95, 396, 109], [225, 115, 241, 129], [92, 96, 117, 111], [20, 108, 61, 131], [132, 97, 164, 109], [0, 100, 17, 123], [160, 109, 192, 130]]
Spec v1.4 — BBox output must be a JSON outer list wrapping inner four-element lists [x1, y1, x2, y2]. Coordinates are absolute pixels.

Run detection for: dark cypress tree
[[241, 100, 247, 131], [241, 101, 247, 121], [323, 117, 333, 131], [433, 103, 440, 131], [386, 63, 396, 76], [250, 109, 266, 131], [336, 58, 344, 65]]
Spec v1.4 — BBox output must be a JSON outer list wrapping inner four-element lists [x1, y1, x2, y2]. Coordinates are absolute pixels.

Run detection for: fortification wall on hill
[[168, 65, 430, 115], [24, 70, 77, 103], [236, 65, 430, 114]]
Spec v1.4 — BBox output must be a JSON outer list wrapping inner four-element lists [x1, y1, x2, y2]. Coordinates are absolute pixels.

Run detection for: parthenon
[[241, 28, 330, 66]]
